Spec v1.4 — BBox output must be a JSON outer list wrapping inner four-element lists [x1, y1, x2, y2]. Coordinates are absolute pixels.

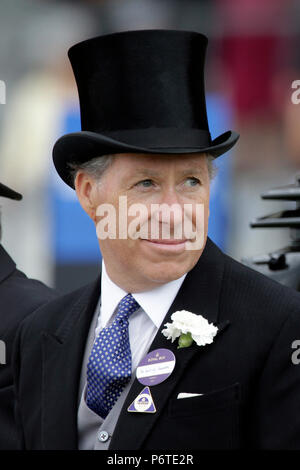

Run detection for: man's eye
[[135, 179, 154, 188], [185, 177, 200, 187]]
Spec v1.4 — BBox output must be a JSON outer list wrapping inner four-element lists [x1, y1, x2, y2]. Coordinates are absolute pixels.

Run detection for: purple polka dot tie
[[86, 293, 140, 419]]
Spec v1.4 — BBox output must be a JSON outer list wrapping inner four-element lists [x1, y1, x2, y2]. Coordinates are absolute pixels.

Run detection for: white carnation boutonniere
[[162, 310, 218, 349]]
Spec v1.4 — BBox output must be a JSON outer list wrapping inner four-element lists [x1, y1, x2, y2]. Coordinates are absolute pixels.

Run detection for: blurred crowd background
[[0, 0, 299, 293]]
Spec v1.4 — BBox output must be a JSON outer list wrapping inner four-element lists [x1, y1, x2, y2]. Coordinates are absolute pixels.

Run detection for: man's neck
[[103, 263, 169, 293]]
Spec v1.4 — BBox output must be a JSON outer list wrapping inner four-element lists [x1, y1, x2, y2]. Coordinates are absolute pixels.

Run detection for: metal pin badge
[[128, 348, 176, 414]]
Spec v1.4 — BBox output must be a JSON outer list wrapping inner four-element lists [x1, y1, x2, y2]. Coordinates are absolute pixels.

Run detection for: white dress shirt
[[77, 259, 186, 450]]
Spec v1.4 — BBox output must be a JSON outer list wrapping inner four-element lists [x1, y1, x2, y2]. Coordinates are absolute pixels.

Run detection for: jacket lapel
[[41, 277, 101, 450], [109, 237, 229, 449]]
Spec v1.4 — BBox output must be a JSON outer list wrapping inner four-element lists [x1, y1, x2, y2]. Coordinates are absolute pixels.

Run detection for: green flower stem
[[178, 332, 193, 349]]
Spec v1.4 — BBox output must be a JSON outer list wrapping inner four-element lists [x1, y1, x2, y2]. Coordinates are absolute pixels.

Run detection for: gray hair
[[206, 154, 218, 180], [68, 155, 115, 187], [68, 152, 218, 187]]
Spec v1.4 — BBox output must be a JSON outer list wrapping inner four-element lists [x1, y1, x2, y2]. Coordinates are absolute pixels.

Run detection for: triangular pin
[[127, 386, 156, 413]]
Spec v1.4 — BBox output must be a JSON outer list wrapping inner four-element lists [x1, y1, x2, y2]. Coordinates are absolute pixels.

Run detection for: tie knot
[[116, 294, 140, 323]]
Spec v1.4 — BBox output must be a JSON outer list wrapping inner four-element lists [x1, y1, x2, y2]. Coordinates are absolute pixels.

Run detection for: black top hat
[[53, 29, 239, 188], [0, 182, 22, 200]]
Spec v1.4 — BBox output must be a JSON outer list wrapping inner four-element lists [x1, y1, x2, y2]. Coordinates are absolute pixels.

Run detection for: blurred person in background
[[215, 0, 299, 261], [283, 0, 300, 168], [0, 4, 96, 290], [0, 181, 57, 450]]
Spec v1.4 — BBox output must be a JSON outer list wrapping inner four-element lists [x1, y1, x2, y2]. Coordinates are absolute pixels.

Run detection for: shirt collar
[[100, 259, 187, 329]]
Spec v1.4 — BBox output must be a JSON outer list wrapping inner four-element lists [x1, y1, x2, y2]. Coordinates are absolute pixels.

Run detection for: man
[[0, 181, 57, 449], [13, 30, 300, 449]]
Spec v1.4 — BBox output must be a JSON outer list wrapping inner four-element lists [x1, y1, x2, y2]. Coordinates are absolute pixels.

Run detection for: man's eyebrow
[[180, 167, 206, 176]]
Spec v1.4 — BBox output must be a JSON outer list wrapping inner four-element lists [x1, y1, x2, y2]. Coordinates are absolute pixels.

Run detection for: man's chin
[[142, 262, 193, 285]]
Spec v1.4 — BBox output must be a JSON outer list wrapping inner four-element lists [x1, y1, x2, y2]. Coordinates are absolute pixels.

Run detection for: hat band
[[100, 128, 211, 149]]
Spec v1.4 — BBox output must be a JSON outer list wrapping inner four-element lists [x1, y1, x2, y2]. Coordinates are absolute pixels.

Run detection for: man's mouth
[[140, 238, 189, 253], [142, 239, 188, 244]]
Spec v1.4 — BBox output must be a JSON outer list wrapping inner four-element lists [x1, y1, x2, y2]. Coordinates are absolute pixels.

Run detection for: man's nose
[[159, 186, 181, 206], [152, 189, 184, 227]]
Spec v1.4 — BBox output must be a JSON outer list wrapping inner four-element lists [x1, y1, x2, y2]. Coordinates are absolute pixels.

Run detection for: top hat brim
[[0, 182, 22, 200], [53, 129, 239, 188]]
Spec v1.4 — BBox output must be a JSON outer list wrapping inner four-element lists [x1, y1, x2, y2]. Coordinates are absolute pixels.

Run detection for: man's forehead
[[112, 152, 207, 173]]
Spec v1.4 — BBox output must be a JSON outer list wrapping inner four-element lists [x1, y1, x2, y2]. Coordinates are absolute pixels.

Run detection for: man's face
[[76, 152, 210, 292]]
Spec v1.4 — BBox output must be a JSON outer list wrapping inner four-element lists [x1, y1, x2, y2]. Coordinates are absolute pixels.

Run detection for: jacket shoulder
[[17, 278, 99, 338], [222, 251, 300, 323], [0, 268, 58, 336]]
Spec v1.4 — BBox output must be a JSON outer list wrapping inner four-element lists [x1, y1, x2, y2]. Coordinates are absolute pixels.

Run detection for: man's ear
[[74, 171, 97, 222]]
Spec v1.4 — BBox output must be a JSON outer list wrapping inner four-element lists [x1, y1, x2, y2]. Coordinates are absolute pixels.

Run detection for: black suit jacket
[[12, 237, 300, 449], [0, 245, 57, 449]]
